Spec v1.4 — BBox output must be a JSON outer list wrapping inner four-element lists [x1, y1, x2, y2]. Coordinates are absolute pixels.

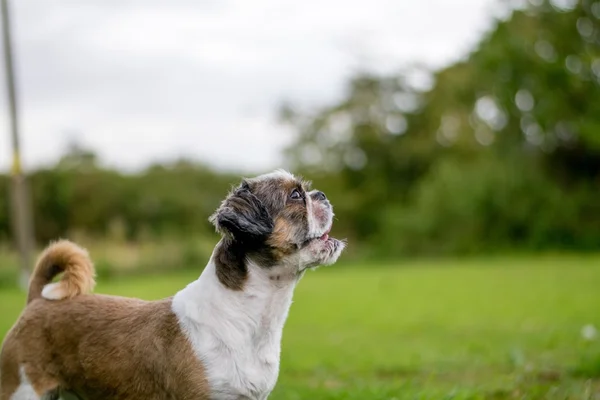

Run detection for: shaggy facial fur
[[0, 170, 345, 400], [210, 170, 345, 290]]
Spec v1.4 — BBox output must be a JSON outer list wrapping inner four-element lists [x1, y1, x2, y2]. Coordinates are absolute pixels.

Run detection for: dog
[[0, 170, 345, 400]]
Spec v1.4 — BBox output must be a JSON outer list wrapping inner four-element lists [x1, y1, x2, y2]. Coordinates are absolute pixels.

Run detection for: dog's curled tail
[[27, 240, 96, 304]]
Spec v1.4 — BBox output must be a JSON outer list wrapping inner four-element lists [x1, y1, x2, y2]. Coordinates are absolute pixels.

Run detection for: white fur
[[10, 367, 39, 400], [172, 255, 299, 400], [255, 169, 295, 182], [306, 191, 335, 240], [41, 282, 67, 300], [305, 194, 320, 238]]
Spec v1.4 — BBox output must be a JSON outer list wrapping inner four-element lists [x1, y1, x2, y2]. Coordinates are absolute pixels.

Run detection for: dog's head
[[210, 170, 345, 286]]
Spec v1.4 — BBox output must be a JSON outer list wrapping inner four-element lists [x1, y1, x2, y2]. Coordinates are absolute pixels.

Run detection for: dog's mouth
[[298, 221, 346, 266], [318, 228, 331, 241], [302, 226, 334, 246]]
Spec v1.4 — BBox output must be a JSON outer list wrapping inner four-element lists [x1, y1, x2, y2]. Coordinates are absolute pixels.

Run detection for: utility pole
[[1, 0, 34, 289]]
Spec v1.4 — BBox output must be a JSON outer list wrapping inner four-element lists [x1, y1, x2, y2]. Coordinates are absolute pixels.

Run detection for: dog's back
[[0, 241, 209, 400]]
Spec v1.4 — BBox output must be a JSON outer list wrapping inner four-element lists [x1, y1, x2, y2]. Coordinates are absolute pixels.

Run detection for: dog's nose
[[312, 191, 327, 201]]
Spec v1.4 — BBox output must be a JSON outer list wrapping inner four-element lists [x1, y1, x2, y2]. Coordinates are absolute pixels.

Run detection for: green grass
[[1, 255, 600, 399]]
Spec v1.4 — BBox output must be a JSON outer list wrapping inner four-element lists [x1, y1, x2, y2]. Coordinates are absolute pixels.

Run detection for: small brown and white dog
[[0, 170, 345, 400]]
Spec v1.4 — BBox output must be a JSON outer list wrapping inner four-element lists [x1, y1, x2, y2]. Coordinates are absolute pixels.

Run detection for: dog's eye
[[290, 189, 302, 200]]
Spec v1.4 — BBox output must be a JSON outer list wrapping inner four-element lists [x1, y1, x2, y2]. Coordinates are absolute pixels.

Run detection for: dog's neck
[[171, 246, 301, 399]]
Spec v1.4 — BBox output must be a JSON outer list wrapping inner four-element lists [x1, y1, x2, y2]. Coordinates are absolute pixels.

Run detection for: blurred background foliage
[[2, 2, 600, 397], [1, 0, 599, 277], [282, 0, 600, 257]]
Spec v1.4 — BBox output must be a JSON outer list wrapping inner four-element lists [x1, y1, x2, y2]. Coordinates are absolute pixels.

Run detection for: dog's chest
[[202, 322, 282, 400], [173, 264, 296, 400], [184, 298, 289, 399]]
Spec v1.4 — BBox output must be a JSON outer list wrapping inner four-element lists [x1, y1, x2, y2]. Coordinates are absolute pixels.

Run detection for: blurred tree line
[[281, 0, 600, 257], [0, 143, 236, 245], [1, 0, 599, 260]]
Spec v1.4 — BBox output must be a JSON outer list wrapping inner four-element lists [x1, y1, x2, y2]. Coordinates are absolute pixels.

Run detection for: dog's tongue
[[320, 228, 331, 241]]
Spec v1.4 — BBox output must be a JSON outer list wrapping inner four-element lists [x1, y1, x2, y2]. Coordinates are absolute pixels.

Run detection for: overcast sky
[[0, 0, 502, 173]]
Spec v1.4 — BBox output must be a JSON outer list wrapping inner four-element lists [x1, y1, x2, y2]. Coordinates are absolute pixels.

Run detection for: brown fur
[[27, 240, 95, 304], [0, 242, 209, 400], [0, 331, 20, 400], [214, 239, 247, 291], [1, 297, 209, 400], [267, 217, 298, 258]]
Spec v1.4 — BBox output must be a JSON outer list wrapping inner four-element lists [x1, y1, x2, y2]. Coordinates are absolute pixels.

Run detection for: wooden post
[[1, 0, 34, 289]]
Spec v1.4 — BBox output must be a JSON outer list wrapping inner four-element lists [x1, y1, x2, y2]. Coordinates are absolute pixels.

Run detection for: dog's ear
[[210, 180, 273, 242]]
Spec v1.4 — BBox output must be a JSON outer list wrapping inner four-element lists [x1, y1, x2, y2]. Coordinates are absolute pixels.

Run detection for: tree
[[281, 0, 600, 255]]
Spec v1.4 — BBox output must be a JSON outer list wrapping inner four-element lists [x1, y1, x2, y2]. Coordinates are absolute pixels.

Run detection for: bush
[[378, 154, 600, 256]]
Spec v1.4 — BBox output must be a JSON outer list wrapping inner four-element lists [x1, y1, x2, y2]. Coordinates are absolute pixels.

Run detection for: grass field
[[1, 256, 600, 399]]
